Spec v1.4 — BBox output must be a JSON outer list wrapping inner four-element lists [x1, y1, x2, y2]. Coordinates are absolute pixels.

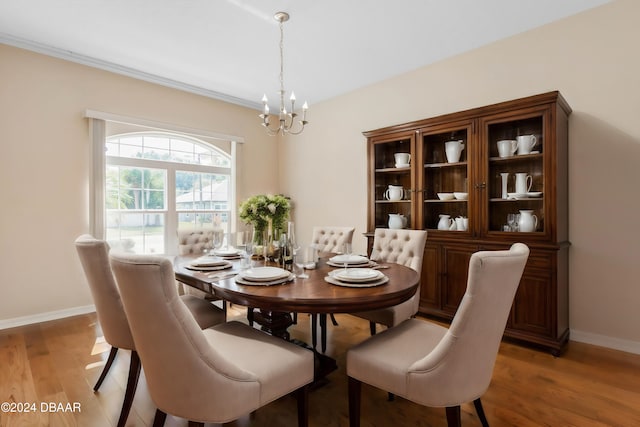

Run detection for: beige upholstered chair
[[74, 235, 225, 427], [347, 243, 530, 427], [176, 228, 227, 307], [177, 228, 215, 255], [109, 252, 314, 427], [309, 226, 356, 352], [311, 226, 355, 253], [351, 228, 427, 335]]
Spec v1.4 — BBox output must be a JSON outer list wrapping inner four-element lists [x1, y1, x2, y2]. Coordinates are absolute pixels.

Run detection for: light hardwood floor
[[1, 306, 639, 427]]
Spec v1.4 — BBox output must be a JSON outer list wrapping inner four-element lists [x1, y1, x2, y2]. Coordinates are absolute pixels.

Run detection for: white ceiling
[[0, 0, 610, 111]]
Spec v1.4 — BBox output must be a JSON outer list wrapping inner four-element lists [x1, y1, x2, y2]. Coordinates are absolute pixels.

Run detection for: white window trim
[[86, 111, 242, 254]]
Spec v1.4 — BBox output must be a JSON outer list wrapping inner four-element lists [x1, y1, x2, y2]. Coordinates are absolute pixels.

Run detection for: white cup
[[516, 135, 537, 155], [455, 217, 468, 231], [497, 140, 518, 158], [394, 152, 411, 167]]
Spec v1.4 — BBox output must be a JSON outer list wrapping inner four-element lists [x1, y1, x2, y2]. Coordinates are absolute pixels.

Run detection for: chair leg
[[94, 346, 118, 391], [369, 321, 377, 335], [247, 307, 254, 326], [152, 409, 167, 427], [292, 312, 298, 324], [330, 313, 339, 326], [311, 314, 318, 350], [474, 398, 490, 427], [320, 313, 328, 353], [296, 384, 309, 427], [116, 350, 142, 427], [348, 377, 362, 427], [187, 422, 204, 427], [445, 406, 462, 427]]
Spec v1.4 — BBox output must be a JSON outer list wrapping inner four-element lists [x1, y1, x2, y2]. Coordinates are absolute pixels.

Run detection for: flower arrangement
[[239, 194, 291, 239]]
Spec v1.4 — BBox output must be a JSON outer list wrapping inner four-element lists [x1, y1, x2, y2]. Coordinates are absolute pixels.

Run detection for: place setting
[[325, 267, 389, 288], [183, 257, 233, 272], [235, 266, 295, 286], [326, 254, 374, 268]]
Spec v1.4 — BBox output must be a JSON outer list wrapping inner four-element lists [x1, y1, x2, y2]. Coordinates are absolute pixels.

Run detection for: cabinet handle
[[474, 183, 487, 189]]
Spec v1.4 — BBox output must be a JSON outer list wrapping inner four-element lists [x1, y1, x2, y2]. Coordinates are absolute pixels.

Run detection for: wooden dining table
[[174, 253, 420, 381]]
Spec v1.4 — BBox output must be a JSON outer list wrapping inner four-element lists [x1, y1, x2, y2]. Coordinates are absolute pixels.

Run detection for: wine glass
[[342, 242, 352, 272], [239, 227, 254, 269], [212, 229, 224, 255]]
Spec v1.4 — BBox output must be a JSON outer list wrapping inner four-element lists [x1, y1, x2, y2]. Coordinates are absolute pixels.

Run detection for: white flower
[[268, 203, 276, 214]]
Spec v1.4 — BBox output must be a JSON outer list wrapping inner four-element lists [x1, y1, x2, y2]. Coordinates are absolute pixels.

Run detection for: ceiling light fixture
[[259, 11, 308, 136]]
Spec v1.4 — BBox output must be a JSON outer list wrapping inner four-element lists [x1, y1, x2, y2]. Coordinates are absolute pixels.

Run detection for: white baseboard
[[571, 329, 640, 355], [0, 305, 96, 331]]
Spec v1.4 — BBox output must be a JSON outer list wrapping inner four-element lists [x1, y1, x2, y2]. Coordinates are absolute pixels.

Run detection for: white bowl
[[453, 192, 468, 200], [437, 192, 455, 201]]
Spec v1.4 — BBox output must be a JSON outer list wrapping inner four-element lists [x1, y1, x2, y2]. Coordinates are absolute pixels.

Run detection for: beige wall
[[281, 0, 640, 351], [1, 0, 639, 352], [0, 44, 278, 321]]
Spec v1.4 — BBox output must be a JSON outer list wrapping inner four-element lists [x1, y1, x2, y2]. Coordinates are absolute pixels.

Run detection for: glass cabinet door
[[370, 133, 415, 230], [419, 122, 472, 235], [481, 108, 548, 238]]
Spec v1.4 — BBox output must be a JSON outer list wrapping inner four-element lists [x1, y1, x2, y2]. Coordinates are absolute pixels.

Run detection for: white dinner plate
[[185, 263, 232, 272], [324, 275, 389, 288], [212, 248, 241, 256], [238, 267, 290, 282], [527, 191, 543, 198], [330, 268, 383, 283], [235, 274, 294, 286], [329, 254, 369, 265], [189, 258, 231, 267]]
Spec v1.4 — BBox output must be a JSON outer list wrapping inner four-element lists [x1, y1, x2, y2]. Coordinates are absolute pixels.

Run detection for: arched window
[[105, 131, 233, 254]]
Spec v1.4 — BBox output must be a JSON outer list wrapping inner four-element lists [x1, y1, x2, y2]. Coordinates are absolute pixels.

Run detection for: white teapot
[[388, 214, 408, 229]]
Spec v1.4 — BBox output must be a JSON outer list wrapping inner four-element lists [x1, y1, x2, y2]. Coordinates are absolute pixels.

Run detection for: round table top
[[174, 254, 419, 314]]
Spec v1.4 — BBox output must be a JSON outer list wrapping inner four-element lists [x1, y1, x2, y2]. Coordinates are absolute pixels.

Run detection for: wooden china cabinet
[[365, 91, 571, 355]]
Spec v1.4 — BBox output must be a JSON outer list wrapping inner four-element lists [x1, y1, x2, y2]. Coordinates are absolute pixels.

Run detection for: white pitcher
[[518, 210, 538, 232], [515, 173, 532, 194], [388, 213, 407, 229], [438, 214, 453, 230], [384, 185, 404, 201], [445, 140, 465, 163]]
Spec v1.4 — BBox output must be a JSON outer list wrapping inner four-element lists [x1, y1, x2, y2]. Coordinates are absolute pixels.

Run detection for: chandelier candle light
[[259, 11, 309, 136]]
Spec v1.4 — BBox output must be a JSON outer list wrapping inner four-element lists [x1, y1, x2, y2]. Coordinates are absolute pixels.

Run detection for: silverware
[[371, 264, 389, 270]]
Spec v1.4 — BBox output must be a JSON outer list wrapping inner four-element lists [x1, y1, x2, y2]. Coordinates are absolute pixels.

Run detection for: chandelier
[[259, 11, 309, 136]]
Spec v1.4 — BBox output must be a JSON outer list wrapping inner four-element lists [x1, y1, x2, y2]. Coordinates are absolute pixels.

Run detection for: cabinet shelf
[[375, 166, 411, 173], [489, 198, 543, 202], [424, 161, 468, 169], [375, 200, 411, 204], [489, 153, 543, 162], [425, 199, 467, 203]]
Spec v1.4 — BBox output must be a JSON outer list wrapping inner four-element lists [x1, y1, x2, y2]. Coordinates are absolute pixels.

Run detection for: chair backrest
[[311, 226, 355, 253], [407, 243, 529, 406], [109, 252, 260, 420], [370, 228, 427, 274], [177, 229, 214, 255], [74, 234, 135, 350]]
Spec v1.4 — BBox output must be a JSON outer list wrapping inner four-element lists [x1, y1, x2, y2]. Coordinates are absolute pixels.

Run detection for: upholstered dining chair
[[351, 228, 427, 335], [176, 228, 228, 309], [309, 226, 355, 352], [109, 252, 314, 427], [74, 235, 225, 427], [347, 243, 530, 427]]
